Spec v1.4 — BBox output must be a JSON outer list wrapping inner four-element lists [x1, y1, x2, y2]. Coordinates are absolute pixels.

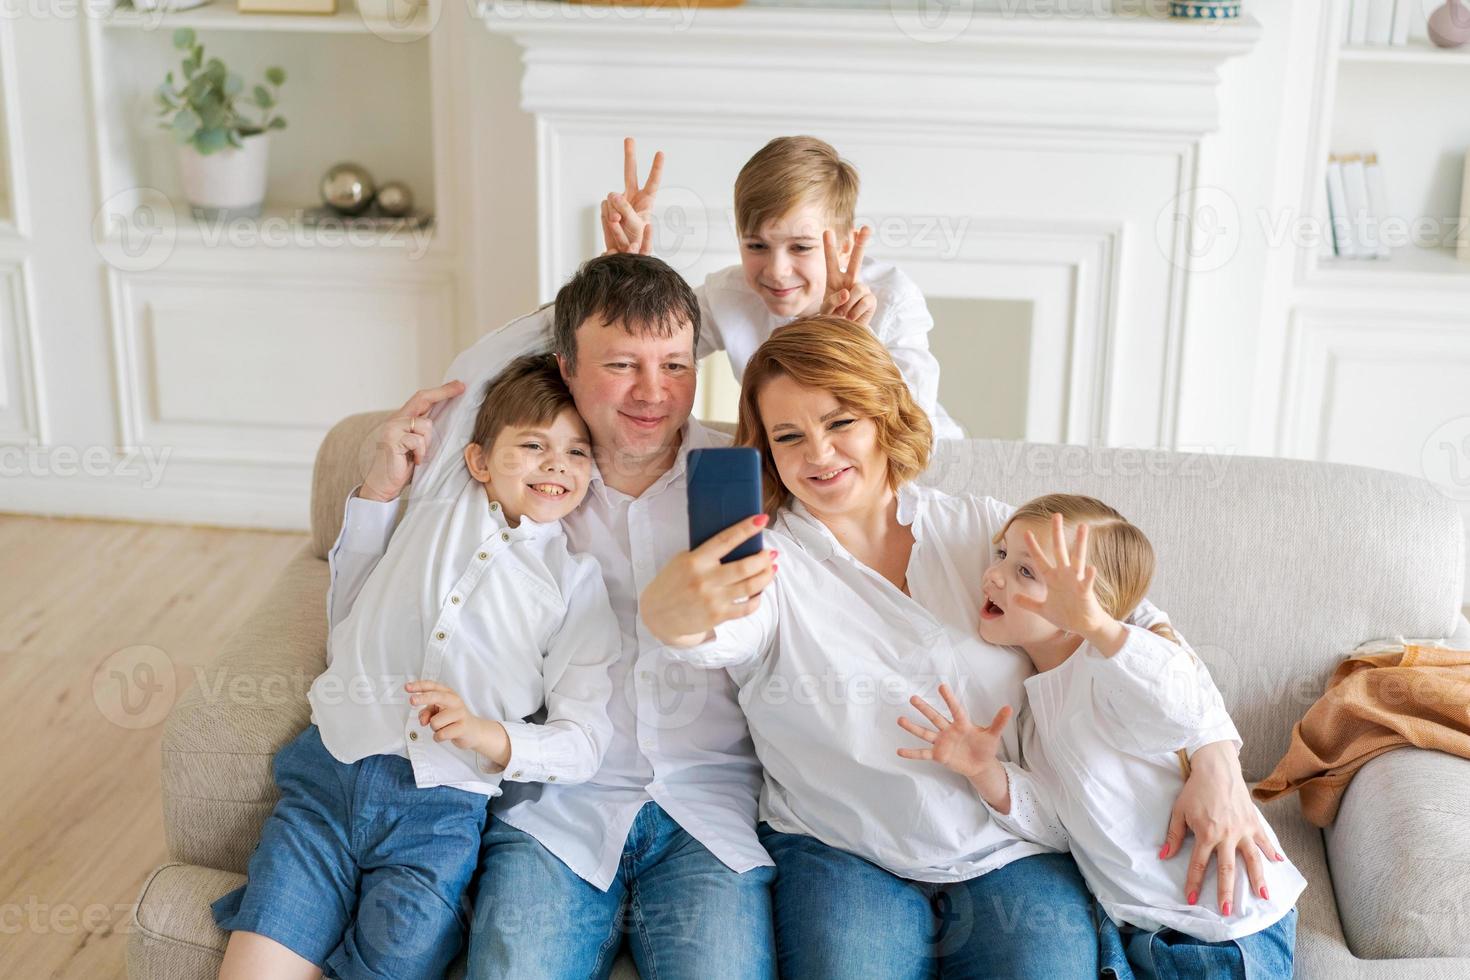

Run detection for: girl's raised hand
[[1011, 513, 1112, 637], [897, 683, 1012, 781]]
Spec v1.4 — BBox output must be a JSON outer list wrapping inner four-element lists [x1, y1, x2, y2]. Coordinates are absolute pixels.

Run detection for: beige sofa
[[129, 411, 1470, 978]]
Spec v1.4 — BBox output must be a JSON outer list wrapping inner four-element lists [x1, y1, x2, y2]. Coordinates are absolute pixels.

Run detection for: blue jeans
[[1099, 906, 1298, 980], [212, 726, 488, 980], [466, 802, 776, 980], [759, 824, 1099, 980]]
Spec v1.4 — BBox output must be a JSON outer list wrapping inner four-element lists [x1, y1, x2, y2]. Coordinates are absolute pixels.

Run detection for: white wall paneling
[[0, 259, 44, 448]]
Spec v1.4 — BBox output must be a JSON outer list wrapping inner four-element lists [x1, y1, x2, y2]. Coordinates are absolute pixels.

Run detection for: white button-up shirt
[[985, 627, 1305, 942], [697, 259, 964, 440], [316, 476, 618, 796], [659, 483, 1220, 883], [330, 309, 769, 891]]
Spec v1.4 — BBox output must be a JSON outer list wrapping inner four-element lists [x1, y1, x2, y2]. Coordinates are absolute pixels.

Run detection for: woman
[[640, 315, 1282, 979]]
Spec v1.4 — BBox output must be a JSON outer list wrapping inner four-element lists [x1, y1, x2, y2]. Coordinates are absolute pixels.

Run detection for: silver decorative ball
[[375, 181, 414, 218], [320, 162, 375, 216]]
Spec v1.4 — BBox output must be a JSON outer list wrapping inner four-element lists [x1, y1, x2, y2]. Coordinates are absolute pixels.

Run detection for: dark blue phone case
[[687, 447, 764, 564]]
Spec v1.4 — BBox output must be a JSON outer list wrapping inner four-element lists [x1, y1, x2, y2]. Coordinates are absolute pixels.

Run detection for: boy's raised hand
[[359, 380, 465, 503], [820, 226, 876, 326], [600, 137, 664, 256], [897, 683, 1012, 780]]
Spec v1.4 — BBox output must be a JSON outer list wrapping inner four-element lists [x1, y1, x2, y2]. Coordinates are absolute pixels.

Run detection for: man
[[330, 253, 777, 978]]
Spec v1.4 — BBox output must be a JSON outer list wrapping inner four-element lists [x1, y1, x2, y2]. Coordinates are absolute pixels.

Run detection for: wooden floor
[[0, 514, 307, 980]]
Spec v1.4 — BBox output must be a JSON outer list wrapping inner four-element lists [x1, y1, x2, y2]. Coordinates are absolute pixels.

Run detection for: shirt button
[[548, 775, 557, 782], [478, 551, 488, 560], [409, 731, 419, 741], [490, 501, 499, 511], [512, 770, 523, 779], [501, 532, 510, 542], [435, 631, 446, 641], [451, 596, 461, 605]]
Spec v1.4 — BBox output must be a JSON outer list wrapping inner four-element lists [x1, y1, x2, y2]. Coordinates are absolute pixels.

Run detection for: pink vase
[[1427, 0, 1470, 48]]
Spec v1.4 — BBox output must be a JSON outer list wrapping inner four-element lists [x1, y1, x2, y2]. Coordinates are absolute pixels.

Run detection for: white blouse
[[988, 627, 1307, 942], [655, 482, 1236, 882]]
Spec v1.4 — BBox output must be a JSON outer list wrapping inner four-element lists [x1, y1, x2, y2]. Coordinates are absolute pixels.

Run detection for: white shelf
[[1339, 37, 1470, 65], [103, 0, 433, 36], [1310, 244, 1470, 289]]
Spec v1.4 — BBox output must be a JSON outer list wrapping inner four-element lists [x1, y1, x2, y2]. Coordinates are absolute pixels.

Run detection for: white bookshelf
[[1300, 2, 1470, 289], [87, 0, 447, 252]]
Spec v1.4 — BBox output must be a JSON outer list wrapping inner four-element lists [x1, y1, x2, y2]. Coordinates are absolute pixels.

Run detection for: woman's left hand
[[1165, 740, 1285, 915]]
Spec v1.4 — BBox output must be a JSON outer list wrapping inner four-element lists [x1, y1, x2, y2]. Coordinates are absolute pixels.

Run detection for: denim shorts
[[211, 725, 489, 980], [1098, 904, 1297, 980]]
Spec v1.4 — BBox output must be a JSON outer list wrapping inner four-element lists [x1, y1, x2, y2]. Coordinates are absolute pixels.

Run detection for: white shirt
[[697, 259, 965, 440], [316, 476, 618, 797], [986, 627, 1307, 942], [658, 483, 1234, 883], [331, 310, 770, 890]]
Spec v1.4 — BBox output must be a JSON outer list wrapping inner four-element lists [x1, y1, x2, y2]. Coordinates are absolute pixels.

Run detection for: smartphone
[[686, 447, 764, 564]]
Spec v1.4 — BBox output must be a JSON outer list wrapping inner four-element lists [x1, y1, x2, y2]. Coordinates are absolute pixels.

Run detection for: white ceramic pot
[[176, 132, 270, 221]]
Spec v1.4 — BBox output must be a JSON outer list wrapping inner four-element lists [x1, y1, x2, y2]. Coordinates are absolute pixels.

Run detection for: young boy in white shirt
[[212, 354, 619, 980], [602, 135, 964, 439]]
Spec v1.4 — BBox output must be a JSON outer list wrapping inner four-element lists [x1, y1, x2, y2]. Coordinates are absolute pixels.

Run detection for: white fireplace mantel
[[481, 1, 1260, 138], [478, 1, 1261, 449]]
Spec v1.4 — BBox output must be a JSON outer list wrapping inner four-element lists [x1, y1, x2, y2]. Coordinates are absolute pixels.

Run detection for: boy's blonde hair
[[996, 494, 1179, 645], [734, 136, 859, 238], [736, 315, 932, 516]]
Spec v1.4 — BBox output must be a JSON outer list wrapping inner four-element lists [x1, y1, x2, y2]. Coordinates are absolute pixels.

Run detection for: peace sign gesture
[[601, 137, 665, 256], [1011, 513, 1123, 652], [819, 225, 875, 325], [897, 683, 1013, 781]]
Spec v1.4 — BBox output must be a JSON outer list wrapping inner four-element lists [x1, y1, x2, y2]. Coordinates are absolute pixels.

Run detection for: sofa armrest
[[1324, 748, 1470, 960], [160, 545, 328, 873]]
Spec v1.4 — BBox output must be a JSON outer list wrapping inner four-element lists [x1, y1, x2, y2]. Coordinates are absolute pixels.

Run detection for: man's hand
[[358, 381, 465, 503], [639, 515, 776, 647], [601, 136, 664, 256], [406, 679, 511, 768], [820, 226, 875, 325]]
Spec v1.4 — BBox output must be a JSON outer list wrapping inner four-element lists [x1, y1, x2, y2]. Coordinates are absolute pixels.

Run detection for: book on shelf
[[1325, 152, 1395, 260], [1343, 0, 1417, 47], [1459, 152, 1470, 262]]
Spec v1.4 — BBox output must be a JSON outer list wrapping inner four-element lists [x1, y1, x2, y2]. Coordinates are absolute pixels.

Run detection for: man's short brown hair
[[734, 136, 860, 239], [469, 353, 580, 450], [552, 253, 700, 373]]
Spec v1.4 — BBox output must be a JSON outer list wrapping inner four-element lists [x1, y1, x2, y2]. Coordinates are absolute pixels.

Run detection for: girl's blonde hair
[[736, 315, 933, 515], [996, 493, 1179, 645]]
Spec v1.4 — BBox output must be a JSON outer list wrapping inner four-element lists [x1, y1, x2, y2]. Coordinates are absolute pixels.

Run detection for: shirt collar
[[585, 418, 717, 505], [468, 481, 564, 541], [777, 480, 925, 564]]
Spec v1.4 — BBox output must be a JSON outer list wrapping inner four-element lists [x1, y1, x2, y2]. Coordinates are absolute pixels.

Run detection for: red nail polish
[[754, 514, 769, 527], [1187, 890, 1198, 905], [1158, 844, 1169, 859], [1260, 886, 1269, 900], [1222, 901, 1231, 917]]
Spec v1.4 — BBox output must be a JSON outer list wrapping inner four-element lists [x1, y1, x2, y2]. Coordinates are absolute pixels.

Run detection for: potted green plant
[[155, 29, 287, 220]]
